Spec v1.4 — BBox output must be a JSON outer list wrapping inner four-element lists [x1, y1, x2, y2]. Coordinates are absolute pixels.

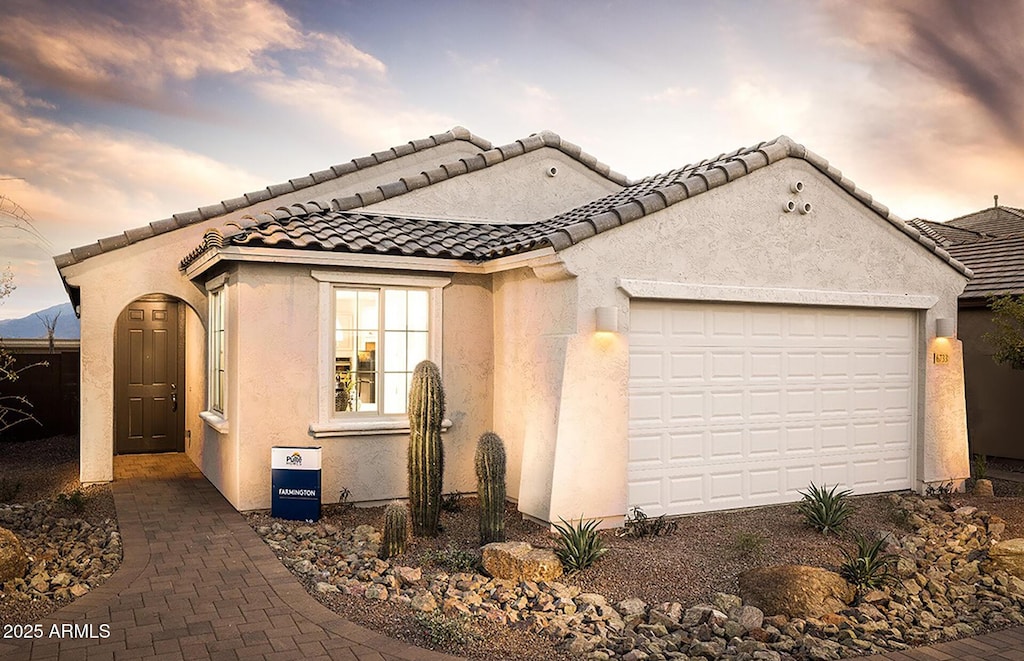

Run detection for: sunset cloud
[[0, 0, 385, 111]]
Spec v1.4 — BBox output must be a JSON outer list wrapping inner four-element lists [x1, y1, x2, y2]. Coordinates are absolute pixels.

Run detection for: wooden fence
[[0, 340, 79, 441]]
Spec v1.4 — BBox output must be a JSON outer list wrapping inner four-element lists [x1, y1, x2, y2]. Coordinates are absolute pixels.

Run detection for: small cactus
[[381, 502, 408, 559], [475, 431, 507, 544], [408, 360, 445, 536]]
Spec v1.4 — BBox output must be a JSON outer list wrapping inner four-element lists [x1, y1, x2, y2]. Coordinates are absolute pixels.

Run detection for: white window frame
[[200, 273, 229, 433], [310, 270, 450, 437]]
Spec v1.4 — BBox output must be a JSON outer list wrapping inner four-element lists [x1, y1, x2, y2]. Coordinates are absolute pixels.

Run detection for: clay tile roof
[[179, 135, 972, 279]]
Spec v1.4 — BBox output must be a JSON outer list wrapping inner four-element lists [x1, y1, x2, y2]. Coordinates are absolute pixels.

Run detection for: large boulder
[[481, 541, 563, 582], [0, 527, 27, 582], [985, 538, 1024, 578], [737, 565, 855, 619]]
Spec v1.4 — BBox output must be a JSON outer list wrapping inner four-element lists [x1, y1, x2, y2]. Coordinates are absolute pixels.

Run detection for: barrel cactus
[[381, 502, 408, 559], [475, 431, 507, 544], [408, 360, 445, 536]]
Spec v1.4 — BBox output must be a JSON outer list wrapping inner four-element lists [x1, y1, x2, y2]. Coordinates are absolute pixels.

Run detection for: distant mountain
[[0, 303, 79, 339]]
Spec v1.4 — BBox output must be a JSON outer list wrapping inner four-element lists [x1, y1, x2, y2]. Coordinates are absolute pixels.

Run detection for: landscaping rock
[[481, 541, 563, 582], [0, 527, 27, 582], [972, 479, 994, 497], [985, 538, 1024, 578], [738, 565, 855, 618]]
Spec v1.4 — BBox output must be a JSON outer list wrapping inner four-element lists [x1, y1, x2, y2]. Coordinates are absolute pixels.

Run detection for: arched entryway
[[114, 295, 186, 454]]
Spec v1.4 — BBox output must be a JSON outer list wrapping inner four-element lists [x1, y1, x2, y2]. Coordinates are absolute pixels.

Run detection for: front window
[[208, 286, 226, 414], [334, 287, 429, 415]]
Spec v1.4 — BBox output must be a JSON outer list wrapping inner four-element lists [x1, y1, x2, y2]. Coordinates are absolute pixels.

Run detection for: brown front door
[[115, 297, 184, 454]]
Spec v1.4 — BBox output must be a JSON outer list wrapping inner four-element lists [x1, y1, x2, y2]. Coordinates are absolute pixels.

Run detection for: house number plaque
[[934, 353, 950, 364]]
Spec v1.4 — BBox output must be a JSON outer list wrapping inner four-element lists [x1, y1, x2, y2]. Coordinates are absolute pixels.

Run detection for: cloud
[[0, 0, 385, 111], [831, 0, 1024, 144]]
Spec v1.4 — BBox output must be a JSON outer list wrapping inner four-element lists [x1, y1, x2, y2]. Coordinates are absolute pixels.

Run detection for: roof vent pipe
[[783, 200, 796, 213], [546, 166, 558, 177], [799, 202, 812, 215], [791, 181, 804, 193]]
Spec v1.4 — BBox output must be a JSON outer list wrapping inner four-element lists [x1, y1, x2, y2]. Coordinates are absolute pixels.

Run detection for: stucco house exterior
[[56, 128, 972, 526], [908, 204, 1024, 460]]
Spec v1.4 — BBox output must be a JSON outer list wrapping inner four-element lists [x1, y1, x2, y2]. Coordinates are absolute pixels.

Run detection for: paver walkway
[[3, 454, 1024, 660], [1, 453, 458, 661]]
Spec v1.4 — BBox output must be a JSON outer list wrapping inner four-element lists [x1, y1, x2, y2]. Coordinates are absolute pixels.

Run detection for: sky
[[0, 0, 1022, 319]]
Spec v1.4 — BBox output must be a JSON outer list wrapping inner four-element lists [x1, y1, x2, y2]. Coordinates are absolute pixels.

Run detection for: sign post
[[271, 446, 322, 522]]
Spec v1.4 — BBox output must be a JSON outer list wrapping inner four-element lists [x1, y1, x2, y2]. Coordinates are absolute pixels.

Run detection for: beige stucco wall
[[61, 139, 494, 487], [496, 158, 970, 526], [365, 147, 622, 223], [220, 263, 493, 511]]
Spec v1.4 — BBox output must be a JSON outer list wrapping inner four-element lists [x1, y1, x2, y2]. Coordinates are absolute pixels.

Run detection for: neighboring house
[[908, 203, 1024, 460], [56, 128, 972, 526]]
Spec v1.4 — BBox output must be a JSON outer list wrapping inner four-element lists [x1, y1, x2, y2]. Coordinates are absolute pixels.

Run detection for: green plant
[[336, 487, 354, 513], [420, 546, 479, 572], [381, 502, 408, 559], [796, 483, 853, 535], [972, 454, 989, 480], [839, 532, 898, 592], [57, 489, 86, 513], [732, 531, 767, 559], [441, 492, 462, 513], [553, 516, 607, 573], [985, 294, 1024, 370], [414, 610, 477, 648], [408, 360, 445, 537], [475, 431, 506, 544], [620, 505, 677, 539]]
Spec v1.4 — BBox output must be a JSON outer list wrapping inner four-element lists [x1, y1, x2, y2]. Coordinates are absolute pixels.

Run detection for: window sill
[[200, 410, 229, 434], [308, 417, 452, 439]]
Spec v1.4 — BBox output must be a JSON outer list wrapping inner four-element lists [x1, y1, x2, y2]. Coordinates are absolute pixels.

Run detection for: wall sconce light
[[935, 317, 955, 339], [595, 306, 618, 333]]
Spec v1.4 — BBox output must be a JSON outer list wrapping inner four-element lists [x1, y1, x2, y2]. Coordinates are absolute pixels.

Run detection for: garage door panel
[[628, 301, 915, 516]]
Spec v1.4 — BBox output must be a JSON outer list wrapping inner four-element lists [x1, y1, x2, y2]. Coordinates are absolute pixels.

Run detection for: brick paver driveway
[[0, 453, 457, 661]]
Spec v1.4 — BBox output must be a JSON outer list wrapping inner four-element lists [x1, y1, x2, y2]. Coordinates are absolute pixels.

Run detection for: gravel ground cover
[[247, 485, 1024, 660], [0, 435, 121, 627]]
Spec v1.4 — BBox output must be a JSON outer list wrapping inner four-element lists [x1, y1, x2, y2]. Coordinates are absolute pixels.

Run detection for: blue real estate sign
[[271, 446, 322, 522]]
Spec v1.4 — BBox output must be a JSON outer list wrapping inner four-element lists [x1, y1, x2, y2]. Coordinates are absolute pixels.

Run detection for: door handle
[[171, 384, 178, 412]]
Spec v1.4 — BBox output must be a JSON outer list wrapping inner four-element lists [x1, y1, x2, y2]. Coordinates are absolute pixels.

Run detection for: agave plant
[[796, 482, 853, 535], [553, 516, 608, 573], [839, 532, 898, 592]]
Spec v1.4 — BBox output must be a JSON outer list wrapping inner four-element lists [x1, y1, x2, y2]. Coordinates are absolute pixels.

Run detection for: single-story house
[[908, 203, 1024, 460], [56, 128, 972, 525]]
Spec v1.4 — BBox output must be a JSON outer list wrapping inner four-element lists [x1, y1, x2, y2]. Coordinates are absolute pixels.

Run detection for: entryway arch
[[113, 294, 187, 454]]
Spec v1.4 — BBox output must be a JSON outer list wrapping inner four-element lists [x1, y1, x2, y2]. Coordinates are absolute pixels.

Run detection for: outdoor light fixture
[[935, 318, 955, 339], [595, 306, 618, 333]]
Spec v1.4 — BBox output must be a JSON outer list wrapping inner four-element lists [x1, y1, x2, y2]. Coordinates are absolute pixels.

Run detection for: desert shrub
[[441, 492, 462, 513], [619, 505, 677, 539], [57, 489, 86, 513], [797, 483, 853, 535], [421, 546, 478, 572], [839, 532, 898, 592], [553, 516, 607, 572], [414, 610, 477, 648], [732, 531, 767, 560], [972, 454, 988, 480]]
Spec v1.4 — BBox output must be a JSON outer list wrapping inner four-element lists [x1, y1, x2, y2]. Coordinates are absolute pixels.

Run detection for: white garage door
[[628, 301, 915, 516]]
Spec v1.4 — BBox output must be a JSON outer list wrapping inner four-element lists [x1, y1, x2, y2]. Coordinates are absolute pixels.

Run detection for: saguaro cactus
[[381, 502, 408, 559], [475, 431, 507, 544], [408, 360, 445, 536]]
